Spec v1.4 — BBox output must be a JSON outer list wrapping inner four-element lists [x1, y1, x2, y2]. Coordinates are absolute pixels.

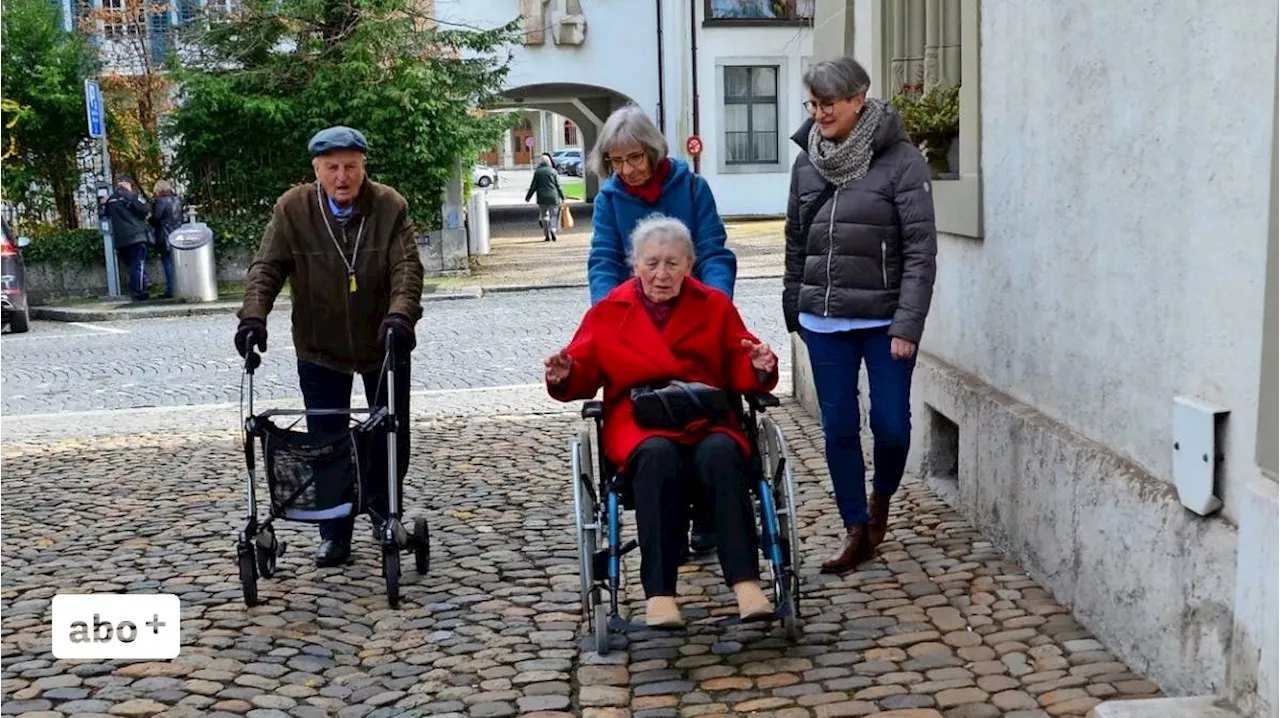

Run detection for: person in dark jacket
[[525, 154, 565, 242], [149, 180, 184, 298], [782, 57, 937, 575], [234, 125, 424, 568], [105, 176, 152, 301]]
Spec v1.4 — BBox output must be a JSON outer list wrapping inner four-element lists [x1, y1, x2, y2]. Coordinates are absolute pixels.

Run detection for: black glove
[[781, 291, 802, 337], [234, 317, 267, 358], [377, 313, 416, 353]]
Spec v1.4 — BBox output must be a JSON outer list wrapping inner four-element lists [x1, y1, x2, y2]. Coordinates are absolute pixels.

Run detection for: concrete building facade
[[435, 0, 814, 215], [793, 2, 1279, 716]]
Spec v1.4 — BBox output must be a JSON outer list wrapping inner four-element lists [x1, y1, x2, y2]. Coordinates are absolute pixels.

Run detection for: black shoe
[[690, 531, 716, 554], [315, 539, 351, 567]]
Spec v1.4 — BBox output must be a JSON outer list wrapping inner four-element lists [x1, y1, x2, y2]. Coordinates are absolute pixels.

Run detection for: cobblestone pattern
[[1, 413, 598, 718], [0, 402, 1160, 717], [0, 280, 790, 417], [578, 405, 1163, 718]]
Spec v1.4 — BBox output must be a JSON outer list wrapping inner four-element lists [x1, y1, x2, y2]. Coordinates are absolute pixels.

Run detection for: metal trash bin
[[168, 221, 218, 302], [466, 190, 491, 256]]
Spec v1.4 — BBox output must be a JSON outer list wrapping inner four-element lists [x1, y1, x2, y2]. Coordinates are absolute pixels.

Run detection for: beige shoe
[[734, 581, 774, 622], [645, 596, 684, 628]]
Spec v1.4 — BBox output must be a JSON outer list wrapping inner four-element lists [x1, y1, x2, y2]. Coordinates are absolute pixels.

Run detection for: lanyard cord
[[316, 184, 366, 277]]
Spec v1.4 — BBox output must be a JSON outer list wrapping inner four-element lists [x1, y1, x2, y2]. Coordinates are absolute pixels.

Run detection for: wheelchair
[[570, 392, 802, 654]]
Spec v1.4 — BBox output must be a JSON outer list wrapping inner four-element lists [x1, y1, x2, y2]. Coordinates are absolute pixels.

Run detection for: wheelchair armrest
[[744, 393, 781, 411], [581, 400, 604, 419]]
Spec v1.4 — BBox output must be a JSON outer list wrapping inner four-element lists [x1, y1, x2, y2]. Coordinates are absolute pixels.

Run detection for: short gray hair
[[153, 179, 173, 195], [538, 154, 552, 167], [803, 57, 871, 102], [629, 215, 696, 265], [589, 105, 668, 180]]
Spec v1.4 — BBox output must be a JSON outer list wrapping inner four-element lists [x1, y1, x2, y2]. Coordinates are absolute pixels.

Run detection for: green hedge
[[20, 227, 105, 268], [17, 215, 268, 269]]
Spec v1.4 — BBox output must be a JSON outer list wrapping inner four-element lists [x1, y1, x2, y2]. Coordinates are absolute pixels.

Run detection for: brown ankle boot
[[868, 492, 891, 548], [820, 525, 873, 574]]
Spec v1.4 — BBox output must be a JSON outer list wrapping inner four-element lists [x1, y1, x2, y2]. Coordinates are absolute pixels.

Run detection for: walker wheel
[[413, 517, 429, 575], [382, 546, 400, 607], [238, 542, 259, 607], [256, 528, 279, 579]]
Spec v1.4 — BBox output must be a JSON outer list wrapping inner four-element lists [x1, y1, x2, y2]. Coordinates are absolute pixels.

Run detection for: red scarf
[[635, 277, 679, 331], [621, 158, 672, 204]]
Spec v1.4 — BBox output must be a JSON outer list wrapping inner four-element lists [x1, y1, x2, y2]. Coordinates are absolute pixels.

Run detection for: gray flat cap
[[308, 126, 369, 156]]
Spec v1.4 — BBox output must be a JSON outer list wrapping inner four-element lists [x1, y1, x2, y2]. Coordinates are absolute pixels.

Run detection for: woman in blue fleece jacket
[[587, 105, 736, 306]]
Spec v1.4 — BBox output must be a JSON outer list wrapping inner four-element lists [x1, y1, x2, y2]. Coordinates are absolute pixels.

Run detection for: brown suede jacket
[[238, 179, 424, 374]]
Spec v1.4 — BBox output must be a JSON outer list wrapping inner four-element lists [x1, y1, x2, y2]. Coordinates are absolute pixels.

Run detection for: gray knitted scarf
[[807, 98, 885, 188]]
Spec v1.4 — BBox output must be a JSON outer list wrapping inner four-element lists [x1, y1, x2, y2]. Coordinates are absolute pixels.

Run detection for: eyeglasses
[[803, 98, 844, 115], [607, 152, 648, 171]]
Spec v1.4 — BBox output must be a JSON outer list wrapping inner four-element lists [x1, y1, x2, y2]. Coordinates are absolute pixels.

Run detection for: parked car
[[2, 220, 31, 333], [559, 156, 585, 177], [472, 164, 499, 189], [553, 148, 583, 174]]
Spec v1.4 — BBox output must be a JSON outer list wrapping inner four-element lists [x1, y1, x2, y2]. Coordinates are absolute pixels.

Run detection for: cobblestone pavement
[[2, 387, 1162, 717], [0, 279, 790, 417]]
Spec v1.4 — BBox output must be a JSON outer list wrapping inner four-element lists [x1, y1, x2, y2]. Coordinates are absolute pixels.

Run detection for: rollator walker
[[236, 334, 428, 608]]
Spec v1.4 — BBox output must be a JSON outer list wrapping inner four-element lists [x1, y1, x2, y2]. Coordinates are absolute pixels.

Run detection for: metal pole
[[99, 131, 120, 297]]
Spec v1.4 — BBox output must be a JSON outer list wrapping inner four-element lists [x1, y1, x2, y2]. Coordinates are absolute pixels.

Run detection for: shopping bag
[[559, 204, 574, 229]]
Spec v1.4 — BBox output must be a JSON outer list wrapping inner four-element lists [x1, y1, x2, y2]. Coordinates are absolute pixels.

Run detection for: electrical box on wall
[[1172, 396, 1230, 516]]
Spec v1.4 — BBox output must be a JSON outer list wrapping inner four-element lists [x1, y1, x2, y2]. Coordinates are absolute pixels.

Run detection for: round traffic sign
[[525, 136, 535, 148], [686, 136, 703, 157]]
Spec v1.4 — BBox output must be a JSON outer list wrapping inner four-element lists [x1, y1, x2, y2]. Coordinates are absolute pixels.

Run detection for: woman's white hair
[[589, 105, 669, 180], [628, 214, 696, 265]]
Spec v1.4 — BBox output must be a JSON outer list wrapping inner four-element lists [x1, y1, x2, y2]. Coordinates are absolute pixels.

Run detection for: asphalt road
[[0, 278, 789, 417]]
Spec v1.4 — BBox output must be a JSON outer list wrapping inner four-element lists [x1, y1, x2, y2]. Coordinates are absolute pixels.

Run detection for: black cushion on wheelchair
[[582, 400, 604, 419], [744, 393, 781, 411]]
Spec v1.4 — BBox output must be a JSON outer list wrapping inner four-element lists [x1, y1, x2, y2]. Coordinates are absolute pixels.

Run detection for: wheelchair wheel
[[592, 601, 610, 654], [573, 430, 600, 624], [413, 517, 429, 575], [237, 540, 258, 607], [762, 416, 802, 574]]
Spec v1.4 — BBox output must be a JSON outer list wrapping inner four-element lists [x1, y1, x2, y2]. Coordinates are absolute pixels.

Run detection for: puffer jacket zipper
[[823, 189, 840, 317], [881, 241, 888, 287]]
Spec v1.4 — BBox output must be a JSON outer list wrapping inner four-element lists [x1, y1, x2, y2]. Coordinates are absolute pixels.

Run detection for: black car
[[2, 220, 31, 333]]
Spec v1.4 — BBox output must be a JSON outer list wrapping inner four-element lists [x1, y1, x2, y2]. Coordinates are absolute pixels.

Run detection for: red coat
[[548, 277, 779, 470]]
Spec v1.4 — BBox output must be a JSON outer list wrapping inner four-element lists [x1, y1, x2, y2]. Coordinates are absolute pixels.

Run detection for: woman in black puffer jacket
[[782, 57, 937, 575]]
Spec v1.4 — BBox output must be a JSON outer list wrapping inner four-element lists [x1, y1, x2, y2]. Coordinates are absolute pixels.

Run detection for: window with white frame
[[723, 65, 779, 165], [102, 0, 135, 38], [879, 0, 983, 238]]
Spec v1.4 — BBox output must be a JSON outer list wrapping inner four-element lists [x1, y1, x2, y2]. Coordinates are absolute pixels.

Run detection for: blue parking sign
[[84, 80, 104, 138]]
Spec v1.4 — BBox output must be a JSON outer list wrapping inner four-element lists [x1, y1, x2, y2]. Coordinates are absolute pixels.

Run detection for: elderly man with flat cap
[[235, 126, 424, 567]]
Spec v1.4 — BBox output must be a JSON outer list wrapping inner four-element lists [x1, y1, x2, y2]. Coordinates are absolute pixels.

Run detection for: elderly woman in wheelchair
[[545, 214, 791, 633]]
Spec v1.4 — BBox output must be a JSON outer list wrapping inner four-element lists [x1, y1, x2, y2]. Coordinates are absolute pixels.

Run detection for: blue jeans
[[158, 248, 174, 296], [803, 325, 916, 526], [118, 243, 149, 300], [297, 358, 411, 543]]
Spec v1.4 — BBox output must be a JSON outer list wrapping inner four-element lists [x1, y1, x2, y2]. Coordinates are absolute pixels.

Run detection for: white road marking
[[0, 373, 794, 424], [68, 322, 129, 334]]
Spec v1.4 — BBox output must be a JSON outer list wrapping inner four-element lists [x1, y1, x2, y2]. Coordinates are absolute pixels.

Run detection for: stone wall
[[788, 337, 1239, 696], [24, 247, 255, 305], [25, 233, 468, 304]]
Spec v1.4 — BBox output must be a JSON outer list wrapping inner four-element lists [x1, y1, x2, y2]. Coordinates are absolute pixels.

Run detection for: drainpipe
[[689, 0, 700, 173], [655, 0, 666, 133]]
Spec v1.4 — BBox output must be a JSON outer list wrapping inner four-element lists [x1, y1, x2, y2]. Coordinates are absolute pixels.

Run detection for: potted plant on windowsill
[[891, 84, 960, 179]]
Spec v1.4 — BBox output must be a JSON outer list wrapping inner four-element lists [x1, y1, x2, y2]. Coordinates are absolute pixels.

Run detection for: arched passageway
[[495, 83, 639, 201]]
